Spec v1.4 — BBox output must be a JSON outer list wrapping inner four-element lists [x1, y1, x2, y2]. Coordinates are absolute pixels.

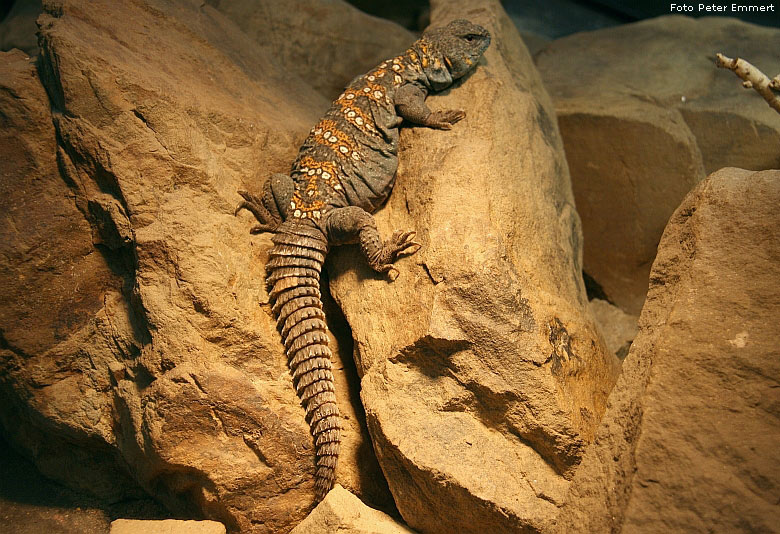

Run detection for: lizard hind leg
[[235, 189, 279, 233], [325, 206, 422, 280]]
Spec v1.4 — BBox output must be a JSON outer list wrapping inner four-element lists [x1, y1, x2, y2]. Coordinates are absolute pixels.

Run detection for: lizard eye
[[464, 34, 478, 42]]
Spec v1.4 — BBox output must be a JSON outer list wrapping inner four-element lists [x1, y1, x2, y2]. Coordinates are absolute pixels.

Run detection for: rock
[[345, 0, 430, 33], [1, 0, 322, 527], [519, 31, 550, 56], [535, 16, 780, 314], [112, 519, 226, 534], [110, 519, 226, 534], [588, 299, 637, 359], [555, 103, 705, 315], [554, 168, 780, 533], [289, 485, 416, 534], [327, 1, 620, 532], [0, 0, 41, 56], [0, 48, 142, 502], [209, 0, 415, 100], [1, 0, 412, 531]]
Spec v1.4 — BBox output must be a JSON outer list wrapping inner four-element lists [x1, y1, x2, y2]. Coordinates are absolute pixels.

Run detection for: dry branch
[[715, 53, 780, 115]]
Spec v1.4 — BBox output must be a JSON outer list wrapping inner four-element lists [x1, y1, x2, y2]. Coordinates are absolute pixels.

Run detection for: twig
[[715, 53, 780, 115]]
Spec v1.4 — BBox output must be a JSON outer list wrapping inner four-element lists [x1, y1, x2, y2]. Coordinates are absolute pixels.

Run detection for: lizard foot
[[427, 109, 466, 130], [370, 230, 422, 281], [387, 230, 422, 259], [235, 189, 279, 233]]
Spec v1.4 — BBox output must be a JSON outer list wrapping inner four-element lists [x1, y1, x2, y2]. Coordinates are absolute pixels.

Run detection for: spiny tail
[[267, 221, 340, 500]]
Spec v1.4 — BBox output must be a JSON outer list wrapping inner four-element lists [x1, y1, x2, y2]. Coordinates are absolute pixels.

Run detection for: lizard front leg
[[395, 83, 465, 130], [325, 206, 421, 280]]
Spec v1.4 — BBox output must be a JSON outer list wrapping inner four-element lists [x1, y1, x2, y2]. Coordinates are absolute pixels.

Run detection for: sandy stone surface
[[553, 168, 780, 534], [110, 519, 226, 534], [209, 0, 415, 101], [0, 47, 138, 501], [535, 16, 780, 314], [289, 485, 415, 534], [328, 1, 620, 532]]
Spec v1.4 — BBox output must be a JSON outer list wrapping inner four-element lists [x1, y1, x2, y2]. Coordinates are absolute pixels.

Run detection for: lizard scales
[[236, 19, 490, 500]]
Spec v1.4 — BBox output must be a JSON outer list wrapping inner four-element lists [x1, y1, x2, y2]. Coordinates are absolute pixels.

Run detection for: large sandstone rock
[[209, 0, 415, 101], [554, 168, 780, 533], [535, 16, 780, 314], [1, 0, 413, 531], [289, 485, 416, 534], [0, 48, 139, 502], [328, 1, 620, 533]]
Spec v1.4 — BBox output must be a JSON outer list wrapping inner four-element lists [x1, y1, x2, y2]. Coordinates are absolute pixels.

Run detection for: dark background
[[347, 0, 779, 36], [3, 0, 780, 39]]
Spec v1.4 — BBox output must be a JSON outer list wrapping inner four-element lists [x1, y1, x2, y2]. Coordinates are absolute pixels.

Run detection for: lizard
[[235, 19, 491, 500]]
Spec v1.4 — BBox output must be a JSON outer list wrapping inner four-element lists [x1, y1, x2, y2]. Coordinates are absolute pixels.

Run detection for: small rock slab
[[110, 519, 226, 534], [290, 485, 416, 534]]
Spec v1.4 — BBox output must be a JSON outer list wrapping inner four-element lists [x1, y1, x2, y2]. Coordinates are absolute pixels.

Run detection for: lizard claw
[[234, 189, 281, 234], [389, 230, 422, 260], [237, 189, 258, 204], [428, 109, 466, 130], [371, 263, 400, 281], [385, 266, 400, 281], [370, 229, 422, 280], [235, 201, 253, 217], [235, 189, 260, 216], [250, 223, 276, 234]]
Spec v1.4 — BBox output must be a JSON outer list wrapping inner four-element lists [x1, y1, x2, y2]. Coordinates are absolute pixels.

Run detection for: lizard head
[[423, 19, 491, 80]]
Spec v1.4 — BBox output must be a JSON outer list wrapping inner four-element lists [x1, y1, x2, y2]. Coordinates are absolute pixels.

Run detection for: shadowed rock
[[535, 16, 780, 314], [588, 299, 637, 359], [0, 0, 412, 530], [208, 0, 415, 101]]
